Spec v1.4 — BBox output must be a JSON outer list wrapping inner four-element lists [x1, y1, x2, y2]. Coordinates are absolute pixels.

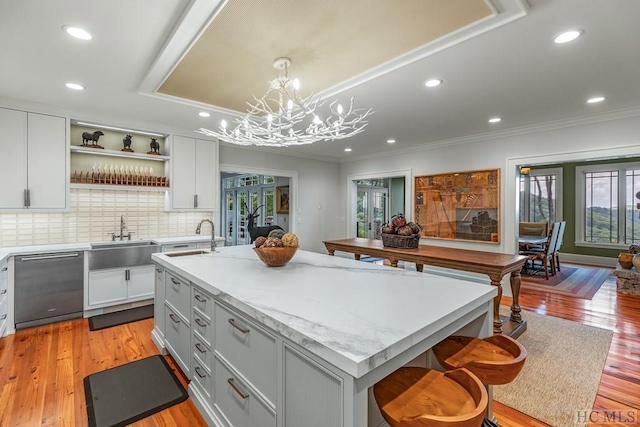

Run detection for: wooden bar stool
[[373, 367, 488, 427], [432, 335, 527, 427]]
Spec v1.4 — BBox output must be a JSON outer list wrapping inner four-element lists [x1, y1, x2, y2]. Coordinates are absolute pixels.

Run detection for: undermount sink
[[164, 249, 210, 257], [89, 240, 160, 270]]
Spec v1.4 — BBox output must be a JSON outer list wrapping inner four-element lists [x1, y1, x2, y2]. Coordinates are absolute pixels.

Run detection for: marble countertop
[[0, 235, 225, 263], [153, 245, 497, 378]]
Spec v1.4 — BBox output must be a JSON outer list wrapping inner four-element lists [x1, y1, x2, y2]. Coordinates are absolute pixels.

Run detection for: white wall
[[220, 145, 341, 253], [339, 114, 640, 258]]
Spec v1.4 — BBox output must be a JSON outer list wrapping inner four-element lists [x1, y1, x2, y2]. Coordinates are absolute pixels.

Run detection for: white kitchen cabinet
[[165, 302, 191, 375], [0, 259, 8, 338], [168, 135, 218, 210], [88, 265, 154, 308], [0, 108, 67, 210], [152, 265, 166, 349]]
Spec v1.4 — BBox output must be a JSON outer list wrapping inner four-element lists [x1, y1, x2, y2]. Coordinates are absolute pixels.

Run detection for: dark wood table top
[[324, 238, 527, 277]]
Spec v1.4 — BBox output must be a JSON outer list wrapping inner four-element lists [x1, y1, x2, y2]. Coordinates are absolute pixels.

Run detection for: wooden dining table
[[323, 238, 528, 337]]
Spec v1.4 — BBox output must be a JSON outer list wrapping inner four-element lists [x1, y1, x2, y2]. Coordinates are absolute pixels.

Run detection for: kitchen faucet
[[110, 215, 134, 241], [195, 219, 217, 251]]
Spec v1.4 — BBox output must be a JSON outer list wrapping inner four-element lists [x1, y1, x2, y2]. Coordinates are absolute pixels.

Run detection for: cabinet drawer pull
[[195, 366, 207, 379], [0, 314, 6, 320], [195, 342, 206, 353], [227, 378, 249, 399], [0, 289, 6, 295], [169, 313, 180, 324], [195, 318, 206, 328], [172, 244, 189, 249], [194, 294, 205, 302], [228, 318, 249, 334], [1, 267, 7, 272], [156, 268, 162, 273], [170, 278, 180, 286]]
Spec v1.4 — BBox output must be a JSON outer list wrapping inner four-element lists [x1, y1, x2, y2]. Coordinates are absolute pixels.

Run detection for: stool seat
[[373, 367, 487, 427], [432, 335, 527, 385]]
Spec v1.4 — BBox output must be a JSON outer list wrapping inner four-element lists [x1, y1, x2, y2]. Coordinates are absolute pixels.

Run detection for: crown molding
[[341, 106, 640, 164]]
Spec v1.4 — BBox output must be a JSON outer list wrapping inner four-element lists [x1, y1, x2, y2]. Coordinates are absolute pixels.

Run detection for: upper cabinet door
[[0, 109, 28, 208], [169, 136, 218, 211], [194, 138, 218, 210], [27, 113, 67, 209], [170, 135, 197, 209]]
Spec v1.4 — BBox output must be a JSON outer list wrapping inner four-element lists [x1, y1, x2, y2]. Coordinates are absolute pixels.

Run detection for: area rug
[[521, 265, 612, 299], [84, 355, 188, 427], [494, 306, 613, 427], [89, 304, 154, 331]]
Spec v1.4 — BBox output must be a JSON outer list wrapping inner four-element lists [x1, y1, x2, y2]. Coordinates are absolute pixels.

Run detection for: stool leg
[[482, 418, 499, 427]]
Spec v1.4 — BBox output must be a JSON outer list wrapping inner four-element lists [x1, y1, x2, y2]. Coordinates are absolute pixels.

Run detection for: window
[[519, 168, 563, 224], [576, 162, 640, 247]]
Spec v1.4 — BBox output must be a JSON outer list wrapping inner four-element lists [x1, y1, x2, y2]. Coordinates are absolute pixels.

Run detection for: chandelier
[[196, 57, 373, 147]]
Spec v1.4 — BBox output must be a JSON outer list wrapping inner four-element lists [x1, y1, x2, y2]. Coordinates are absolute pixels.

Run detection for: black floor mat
[[84, 355, 188, 427], [89, 305, 154, 331]]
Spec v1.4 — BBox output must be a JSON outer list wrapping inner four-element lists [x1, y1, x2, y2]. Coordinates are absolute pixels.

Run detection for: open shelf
[[70, 183, 168, 192], [70, 145, 169, 162]]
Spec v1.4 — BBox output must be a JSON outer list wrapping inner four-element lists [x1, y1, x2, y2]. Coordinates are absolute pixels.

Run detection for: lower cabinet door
[[165, 303, 190, 376], [88, 269, 127, 307], [127, 265, 155, 299], [214, 356, 276, 427]]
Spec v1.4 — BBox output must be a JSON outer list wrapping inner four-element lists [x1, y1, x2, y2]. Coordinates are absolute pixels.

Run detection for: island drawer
[[193, 309, 212, 347], [192, 355, 212, 402], [193, 332, 213, 369], [0, 293, 7, 337], [214, 302, 277, 403], [214, 356, 276, 427], [192, 286, 213, 320], [165, 303, 190, 376], [0, 262, 7, 293], [165, 271, 190, 318]]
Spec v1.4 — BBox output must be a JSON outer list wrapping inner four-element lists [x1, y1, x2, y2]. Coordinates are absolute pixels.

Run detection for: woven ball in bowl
[[254, 246, 298, 267]]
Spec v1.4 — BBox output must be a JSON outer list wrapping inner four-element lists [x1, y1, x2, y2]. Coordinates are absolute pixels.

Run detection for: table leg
[[509, 271, 523, 323], [489, 275, 503, 334], [354, 254, 361, 261], [416, 263, 424, 272], [389, 258, 398, 268], [327, 249, 335, 256]]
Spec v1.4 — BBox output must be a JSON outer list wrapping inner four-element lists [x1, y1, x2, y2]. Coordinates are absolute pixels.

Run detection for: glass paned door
[[519, 168, 562, 224], [357, 188, 388, 239]]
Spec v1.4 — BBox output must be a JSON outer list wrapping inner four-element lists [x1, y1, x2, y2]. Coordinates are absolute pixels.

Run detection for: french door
[[356, 188, 388, 239], [224, 188, 275, 246]]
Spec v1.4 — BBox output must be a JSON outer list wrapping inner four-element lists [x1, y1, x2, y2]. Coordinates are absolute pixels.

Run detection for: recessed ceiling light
[[587, 96, 606, 104], [424, 79, 443, 88], [387, 139, 396, 144], [554, 30, 583, 44], [344, 148, 352, 152], [488, 117, 501, 123], [65, 82, 85, 91], [199, 112, 211, 117], [62, 25, 92, 40]]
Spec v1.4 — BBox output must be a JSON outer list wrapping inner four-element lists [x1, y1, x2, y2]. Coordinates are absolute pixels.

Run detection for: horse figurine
[[122, 134, 133, 152], [82, 131, 104, 146], [148, 138, 160, 154]]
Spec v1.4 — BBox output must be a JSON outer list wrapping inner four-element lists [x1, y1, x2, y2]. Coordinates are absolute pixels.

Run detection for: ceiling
[[1, 0, 639, 163]]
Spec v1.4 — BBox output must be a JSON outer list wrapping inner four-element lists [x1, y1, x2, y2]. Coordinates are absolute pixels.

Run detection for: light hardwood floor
[[0, 272, 637, 426]]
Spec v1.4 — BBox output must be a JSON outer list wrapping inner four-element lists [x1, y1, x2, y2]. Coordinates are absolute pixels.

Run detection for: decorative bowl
[[254, 246, 298, 267]]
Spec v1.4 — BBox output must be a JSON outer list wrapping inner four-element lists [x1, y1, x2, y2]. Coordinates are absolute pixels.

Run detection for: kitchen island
[[152, 245, 497, 427]]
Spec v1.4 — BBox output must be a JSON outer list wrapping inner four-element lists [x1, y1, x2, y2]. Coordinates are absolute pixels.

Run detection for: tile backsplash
[[0, 189, 213, 247]]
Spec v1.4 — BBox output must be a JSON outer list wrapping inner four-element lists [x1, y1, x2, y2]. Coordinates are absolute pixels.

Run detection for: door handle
[[21, 253, 79, 261], [125, 269, 130, 281], [194, 194, 198, 208]]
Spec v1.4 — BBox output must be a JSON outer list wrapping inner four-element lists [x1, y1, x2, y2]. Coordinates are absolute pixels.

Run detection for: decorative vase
[[633, 254, 640, 271], [619, 252, 634, 269]]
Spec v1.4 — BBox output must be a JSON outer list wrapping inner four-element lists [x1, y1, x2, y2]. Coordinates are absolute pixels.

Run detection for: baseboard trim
[[558, 252, 617, 267]]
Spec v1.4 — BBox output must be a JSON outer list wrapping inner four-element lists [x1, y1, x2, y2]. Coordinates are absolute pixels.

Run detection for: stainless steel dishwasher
[[14, 251, 84, 329]]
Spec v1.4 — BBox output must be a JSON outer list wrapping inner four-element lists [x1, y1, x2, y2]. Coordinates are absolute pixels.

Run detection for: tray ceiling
[[158, 0, 492, 112]]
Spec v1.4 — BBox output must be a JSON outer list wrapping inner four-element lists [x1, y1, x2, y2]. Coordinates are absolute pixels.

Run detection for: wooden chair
[[373, 367, 488, 427], [552, 221, 566, 272], [518, 221, 548, 237], [521, 221, 560, 279]]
